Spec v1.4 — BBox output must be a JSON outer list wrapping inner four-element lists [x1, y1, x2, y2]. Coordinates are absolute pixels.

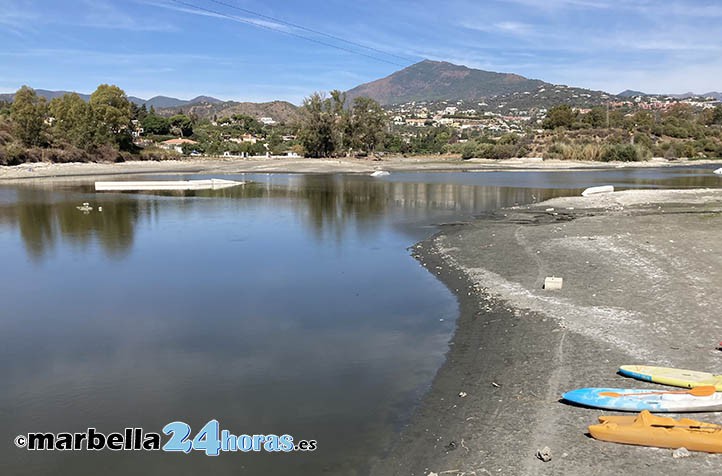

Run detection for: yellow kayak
[[619, 365, 722, 391], [589, 410, 722, 453]]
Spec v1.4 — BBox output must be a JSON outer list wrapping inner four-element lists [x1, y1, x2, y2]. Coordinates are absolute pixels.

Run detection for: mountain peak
[[346, 60, 545, 105]]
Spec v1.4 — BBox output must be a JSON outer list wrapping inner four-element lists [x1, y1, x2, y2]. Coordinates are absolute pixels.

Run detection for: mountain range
[[618, 89, 722, 100], [0, 90, 224, 109], [2, 60, 719, 115], [345, 60, 618, 108]]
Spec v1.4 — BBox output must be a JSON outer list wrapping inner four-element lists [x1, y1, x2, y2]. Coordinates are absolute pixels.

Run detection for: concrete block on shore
[[543, 276, 563, 290]]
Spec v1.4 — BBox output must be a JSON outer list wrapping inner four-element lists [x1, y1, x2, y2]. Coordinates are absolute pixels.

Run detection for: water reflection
[[0, 177, 574, 260], [0, 189, 145, 259], [0, 175, 465, 476], [2, 167, 720, 261]]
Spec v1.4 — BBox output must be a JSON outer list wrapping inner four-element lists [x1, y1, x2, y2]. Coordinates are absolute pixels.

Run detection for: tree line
[[297, 91, 387, 157], [2, 83, 721, 165], [1, 84, 136, 164]]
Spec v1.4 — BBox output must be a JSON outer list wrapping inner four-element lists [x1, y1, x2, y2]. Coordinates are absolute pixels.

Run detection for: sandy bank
[[374, 188, 722, 475], [1, 156, 720, 182]]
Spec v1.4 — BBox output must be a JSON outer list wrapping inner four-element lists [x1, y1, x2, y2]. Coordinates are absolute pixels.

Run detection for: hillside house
[[228, 133, 261, 144]]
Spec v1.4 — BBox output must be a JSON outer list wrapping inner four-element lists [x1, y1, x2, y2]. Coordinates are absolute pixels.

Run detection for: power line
[[207, 0, 416, 63], [169, 0, 409, 67]]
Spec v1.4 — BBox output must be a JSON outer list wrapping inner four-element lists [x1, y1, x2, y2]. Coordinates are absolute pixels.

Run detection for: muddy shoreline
[[373, 189, 722, 475]]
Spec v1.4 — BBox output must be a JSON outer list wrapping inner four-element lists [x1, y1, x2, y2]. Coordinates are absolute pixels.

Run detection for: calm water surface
[[1, 166, 720, 475]]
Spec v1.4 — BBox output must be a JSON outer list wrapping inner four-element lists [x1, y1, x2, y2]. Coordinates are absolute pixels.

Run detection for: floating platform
[[95, 179, 245, 191]]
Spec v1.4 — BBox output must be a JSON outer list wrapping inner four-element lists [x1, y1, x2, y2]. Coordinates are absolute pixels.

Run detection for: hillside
[[157, 100, 300, 124], [143, 95, 223, 108], [347, 60, 552, 105], [618, 89, 648, 97], [0, 89, 222, 108], [345, 60, 618, 108], [346, 60, 616, 108], [0, 89, 92, 103]]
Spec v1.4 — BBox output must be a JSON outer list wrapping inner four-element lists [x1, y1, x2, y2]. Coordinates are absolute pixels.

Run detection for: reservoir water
[[1, 166, 720, 475]]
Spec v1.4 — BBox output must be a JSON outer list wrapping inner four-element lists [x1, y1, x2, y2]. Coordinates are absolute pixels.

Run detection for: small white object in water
[[581, 185, 614, 197], [370, 170, 390, 177], [713, 167, 722, 175]]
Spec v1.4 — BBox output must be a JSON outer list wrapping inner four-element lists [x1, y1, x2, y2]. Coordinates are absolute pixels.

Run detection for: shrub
[[44, 146, 90, 163], [460, 141, 476, 160], [0, 143, 29, 165], [95, 144, 122, 162], [600, 144, 650, 162], [138, 146, 181, 161], [544, 142, 603, 161]]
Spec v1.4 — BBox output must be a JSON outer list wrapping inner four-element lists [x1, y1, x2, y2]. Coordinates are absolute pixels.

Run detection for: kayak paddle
[[599, 386, 717, 398]]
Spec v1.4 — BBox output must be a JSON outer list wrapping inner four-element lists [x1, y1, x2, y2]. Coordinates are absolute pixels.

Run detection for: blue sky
[[1, 0, 721, 103]]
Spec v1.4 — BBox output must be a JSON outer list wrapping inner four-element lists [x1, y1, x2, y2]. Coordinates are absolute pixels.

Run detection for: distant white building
[[260, 117, 276, 125], [228, 134, 260, 144]]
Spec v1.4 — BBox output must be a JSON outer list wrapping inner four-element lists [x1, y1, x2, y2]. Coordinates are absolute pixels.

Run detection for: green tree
[[11, 86, 47, 146], [142, 113, 170, 135], [632, 110, 655, 131], [542, 105, 577, 129], [230, 114, 263, 135], [701, 105, 722, 126], [329, 90, 350, 153], [664, 103, 694, 121], [169, 114, 193, 137], [583, 107, 607, 128], [48, 93, 97, 149], [89, 84, 132, 144], [350, 96, 386, 154], [0, 100, 11, 116], [130, 102, 148, 122], [298, 92, 335, 158]]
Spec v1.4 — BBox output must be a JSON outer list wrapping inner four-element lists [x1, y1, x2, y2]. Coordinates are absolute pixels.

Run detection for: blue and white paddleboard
[[562, 388, 722, 412]]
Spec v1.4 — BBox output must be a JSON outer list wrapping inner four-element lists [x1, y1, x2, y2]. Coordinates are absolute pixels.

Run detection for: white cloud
[[497, 0, 612, 10], [138, 0, 291, 32]]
